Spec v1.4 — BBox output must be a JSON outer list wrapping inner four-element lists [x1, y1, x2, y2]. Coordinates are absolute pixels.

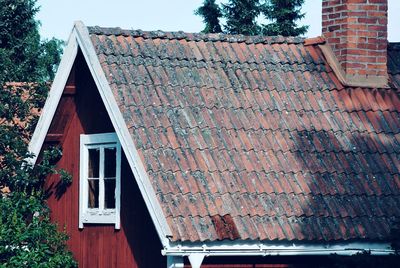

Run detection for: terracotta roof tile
[[88, 26, 400, 243]]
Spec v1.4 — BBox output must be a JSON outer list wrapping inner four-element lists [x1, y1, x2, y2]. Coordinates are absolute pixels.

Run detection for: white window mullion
[[99, 146, 105, 212], [115, 142, 121, 229]]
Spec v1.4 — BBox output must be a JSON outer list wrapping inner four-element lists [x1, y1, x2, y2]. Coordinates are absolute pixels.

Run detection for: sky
[[37, 0, 400, 42]]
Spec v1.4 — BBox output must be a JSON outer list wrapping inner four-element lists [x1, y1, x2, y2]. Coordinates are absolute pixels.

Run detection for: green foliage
[[0, 0, 75, 267], [0, 192, 75, 267], [195, 0, 223, 33], [261, 0, 309, 36], [37, 38, 64, 81], [58, 169, 73, 186], [222, 0, 261, 35], [0, 83, 47, 191], [0, 0, 64, 82], [194, 0, 308, 36]]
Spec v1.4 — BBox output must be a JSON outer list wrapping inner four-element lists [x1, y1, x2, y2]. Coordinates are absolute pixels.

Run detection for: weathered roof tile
[[88, 25, 400, 243]]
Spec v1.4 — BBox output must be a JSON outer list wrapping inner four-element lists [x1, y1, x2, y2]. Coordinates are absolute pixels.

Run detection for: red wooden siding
[[43, 51, 165, 268], [183, 256, 337, 268]]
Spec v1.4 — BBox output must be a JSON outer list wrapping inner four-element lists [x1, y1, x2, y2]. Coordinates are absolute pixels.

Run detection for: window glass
[[88, 179, 99, 208], [88, 148, 100, 178], [104, 147, 116, 177], [104, 178, 116, 209]]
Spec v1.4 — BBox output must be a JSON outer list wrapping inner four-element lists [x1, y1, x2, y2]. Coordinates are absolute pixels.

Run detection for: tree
[[194, 0, 309, 36], [222, 0, 261, 35], [261, 0, 309, 36], [0, 0, 63, 82], [195, 0, 223, 33], [0, 0, 76, 266]]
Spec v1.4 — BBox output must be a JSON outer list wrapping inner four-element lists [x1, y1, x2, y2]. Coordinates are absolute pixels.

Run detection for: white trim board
[[28, 29, 78, 163], [28, 21, 172, 247]]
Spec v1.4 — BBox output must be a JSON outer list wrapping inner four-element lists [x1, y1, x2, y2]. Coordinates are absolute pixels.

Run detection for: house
[[28, 0, 400, 267]]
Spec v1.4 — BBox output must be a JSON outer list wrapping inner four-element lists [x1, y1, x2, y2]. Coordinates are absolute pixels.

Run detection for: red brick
[[323, 0, 388, 78]]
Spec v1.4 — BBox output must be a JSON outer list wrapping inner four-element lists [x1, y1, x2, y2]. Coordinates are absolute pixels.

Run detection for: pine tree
[[261, 0, 309, 36], [195, 0, 308, 37], [0, 0, 76, 266], [195, 0, 222, 33], [222, 0, 261, 35]]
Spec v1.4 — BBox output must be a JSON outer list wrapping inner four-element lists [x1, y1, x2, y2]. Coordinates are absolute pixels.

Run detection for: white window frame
[[79, 132, 121, 229]]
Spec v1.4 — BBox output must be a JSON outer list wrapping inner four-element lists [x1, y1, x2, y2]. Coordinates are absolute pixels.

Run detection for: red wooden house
[[29, 0, 400, 267]]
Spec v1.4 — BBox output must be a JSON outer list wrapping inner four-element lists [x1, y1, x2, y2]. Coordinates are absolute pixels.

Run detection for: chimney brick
[[322, 0, 388, 87]]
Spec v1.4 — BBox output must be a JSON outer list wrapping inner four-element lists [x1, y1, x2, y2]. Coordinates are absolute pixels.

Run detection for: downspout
[[188, 253, 205, 268]]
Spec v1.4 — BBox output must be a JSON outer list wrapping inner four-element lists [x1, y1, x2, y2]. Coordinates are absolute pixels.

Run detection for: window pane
[[104, 147, 116, 177], [88, 179, 99, 208], [104, 178, 116, 209], [88, 149, 100, 178]]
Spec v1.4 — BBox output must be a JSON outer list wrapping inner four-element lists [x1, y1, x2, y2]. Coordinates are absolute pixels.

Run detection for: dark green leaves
[[222, 0, 261, 35], [195, 0, 223, 33], [0, 0, 64, 82], [261, 0, 309, 36]]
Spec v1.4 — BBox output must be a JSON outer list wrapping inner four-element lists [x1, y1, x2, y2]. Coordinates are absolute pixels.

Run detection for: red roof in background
[[88, 26, 400, 243]]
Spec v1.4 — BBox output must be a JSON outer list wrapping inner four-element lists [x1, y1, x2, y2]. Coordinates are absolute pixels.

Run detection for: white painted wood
[[73, 21, 172, 245], [78, 136, 85, 229], [115, 141, 121, 229], [99, 145, 105, 211], [28, 30, 78, 165], [79, 132, 120, 229], [167, 256, 184, 268], [81, 132, 117, 144]]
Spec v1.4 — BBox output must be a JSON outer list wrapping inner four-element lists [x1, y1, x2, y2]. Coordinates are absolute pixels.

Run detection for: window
[[79, 133, 121, 229]]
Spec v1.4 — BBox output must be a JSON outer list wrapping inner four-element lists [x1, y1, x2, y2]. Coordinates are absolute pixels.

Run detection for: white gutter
[[162, 241, 394, 257], [163, 242, 394, 267]]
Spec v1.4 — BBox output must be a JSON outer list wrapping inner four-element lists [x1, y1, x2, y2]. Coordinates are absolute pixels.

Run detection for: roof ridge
[[87, 26, 305, 45]]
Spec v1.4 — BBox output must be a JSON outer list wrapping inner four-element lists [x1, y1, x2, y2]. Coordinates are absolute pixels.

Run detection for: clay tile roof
[[88, 26, 400, 243]]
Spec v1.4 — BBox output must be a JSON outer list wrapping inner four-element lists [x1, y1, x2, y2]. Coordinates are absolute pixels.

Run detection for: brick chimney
[[322, 0, 388, 88]]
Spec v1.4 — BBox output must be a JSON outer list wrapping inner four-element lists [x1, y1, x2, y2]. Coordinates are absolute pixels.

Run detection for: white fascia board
[[163, 241, 394, 257], [73, 21, 173, 246], [28, 28, 79, 165]]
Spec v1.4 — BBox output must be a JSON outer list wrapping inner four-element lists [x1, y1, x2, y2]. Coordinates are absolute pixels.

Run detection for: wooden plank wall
[[183, 256, 335, 268], [44, 51, 165, 268]]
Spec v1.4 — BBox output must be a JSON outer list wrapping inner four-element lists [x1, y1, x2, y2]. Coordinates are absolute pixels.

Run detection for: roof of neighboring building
[[88, 26, 400, 243]]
